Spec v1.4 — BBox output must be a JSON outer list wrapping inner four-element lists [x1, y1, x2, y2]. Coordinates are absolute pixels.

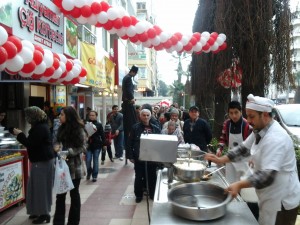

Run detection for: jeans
[[113, 132, 124, 158], [53, 179, 81, 225], [85, 149, 101, 178], [101, 145, 113, 161]]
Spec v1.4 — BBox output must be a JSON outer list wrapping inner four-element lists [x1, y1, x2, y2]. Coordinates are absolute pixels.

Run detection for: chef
[[205, 94, 300, 225]]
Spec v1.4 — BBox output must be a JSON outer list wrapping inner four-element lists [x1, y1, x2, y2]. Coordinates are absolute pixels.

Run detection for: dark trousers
[[275, 205, 298, 225], [101, 145, 113, 161], [134, 161, 157, 199], [53, 179, 81, 225], [122, 101, 137, 154]]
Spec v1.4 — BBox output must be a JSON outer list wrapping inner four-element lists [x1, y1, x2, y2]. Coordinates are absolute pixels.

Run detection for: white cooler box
[[139, 134, 178, 163]]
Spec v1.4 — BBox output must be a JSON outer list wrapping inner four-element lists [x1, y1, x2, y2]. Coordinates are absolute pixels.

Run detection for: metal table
[[151, 166, 259, 225]]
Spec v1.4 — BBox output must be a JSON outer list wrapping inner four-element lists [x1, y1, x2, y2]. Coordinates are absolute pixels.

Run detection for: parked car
[[273, 104, 300, 147]]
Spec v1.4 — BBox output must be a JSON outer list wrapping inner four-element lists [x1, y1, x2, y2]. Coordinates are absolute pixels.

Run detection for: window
[[138, 67, 147, 79]]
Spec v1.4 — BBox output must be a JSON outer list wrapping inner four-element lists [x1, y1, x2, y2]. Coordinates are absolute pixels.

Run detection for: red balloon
[[195, 51, 202, 55], [183, 43, 193, 51], [7, 36, 22, 53], [122, 16, 131, 27], [121, 35, 128, 40], [53, 58, 60, 70], [163, 40, 172, 49], [100, 1, 110, 12], [33, 50, 43, 65], [44, 66, 55, 77], [91, 2, 102, 14], [103, 20, 113, 30], [53, 53, 60, 59], [130, 16, 138, 25], [79, 68, 87, 77], [70, 7, 81, 18], [147, 28, 156, 39], [21, 61, 36, 73], [53, 0, 62, 8], [81, 6, 92, 18], [2, 41, 17, 59], [189, 37, 197, 46], [60, 8, 70, 15], [70, 77, 80, 84], [48, 78, 58, 83], [170, 35, 179, 45], [113, 18, 123, 29], [219, 42, 227, 50], [60, 71, 68, 79], [5, 68, 18, 75], [210, 32, 218, 40], [202, 44, 210, 51], [207, 37, 215, 46], [65, 60, 73, 71], [154, 44, 163, 51], [138, 33, 148, 42], [129, 36, 139, 43], [212, 49, 220, 54], [95, 22, 103, 28], [0, 47, 8, 64], [153, 25, 162, 35], [34, 45, 44, 55], [174, 32, 182, 41], [32, 74, 42, 79], [193, 32, 201, 41]]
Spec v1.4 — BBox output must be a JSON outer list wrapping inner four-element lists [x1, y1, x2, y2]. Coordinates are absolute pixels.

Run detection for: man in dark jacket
[[127, 109, 161, 203], [86, 110, 105, 182], [183, 106, 212, 152], [110, 105, 124, 160], [122, 65, 139, 149]]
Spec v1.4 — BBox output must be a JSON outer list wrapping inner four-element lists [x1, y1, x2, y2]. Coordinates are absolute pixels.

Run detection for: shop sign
[[0, 161, 24, 210], [10, 0, 64, 53], [55, 85, 66, 105]]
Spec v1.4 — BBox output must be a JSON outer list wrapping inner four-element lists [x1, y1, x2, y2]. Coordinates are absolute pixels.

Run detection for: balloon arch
[[0, 0, 227, 84]]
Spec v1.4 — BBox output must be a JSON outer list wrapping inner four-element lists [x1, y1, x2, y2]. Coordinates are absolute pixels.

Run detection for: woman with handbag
[[53, 106, 87, 225], [13, 106, 55, 224]]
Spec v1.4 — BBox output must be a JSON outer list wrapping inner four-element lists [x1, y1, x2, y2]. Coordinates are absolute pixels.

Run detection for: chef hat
[[246, 94, 274, 112]]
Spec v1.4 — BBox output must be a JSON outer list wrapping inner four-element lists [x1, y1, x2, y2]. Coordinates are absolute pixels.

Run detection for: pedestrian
[[216, 101, 252, 183], [86, 110, 105, 182], [13, 106, 55, 224], [205, 94, 300, 225], [127, 109, 161, 203], [162, 108, 184, 133], [183, 106, 212, 152], [161, 120, 184, 145], [122, 65, 138, 149], [101, 124, 115, 164], [53, 106, 87, 225], [110, 105, 124, 160]]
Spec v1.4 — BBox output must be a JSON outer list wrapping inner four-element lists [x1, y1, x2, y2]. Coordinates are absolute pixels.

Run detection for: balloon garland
[[0, 26, 87, 84], [53, 0, 227, 54]]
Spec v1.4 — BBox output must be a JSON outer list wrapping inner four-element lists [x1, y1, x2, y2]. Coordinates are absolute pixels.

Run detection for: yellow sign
[[81, 43, 115, 89], [55, 85, 66, 105]]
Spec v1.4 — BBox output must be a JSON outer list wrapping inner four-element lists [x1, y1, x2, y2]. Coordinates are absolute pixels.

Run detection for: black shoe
[[32, 214, 50, 224], [135, 197, 142, 203], [29, 215, 38, 219], [110, 158, 114, 162], [92, 178, 97, 182], [86, 173, 91, 180]]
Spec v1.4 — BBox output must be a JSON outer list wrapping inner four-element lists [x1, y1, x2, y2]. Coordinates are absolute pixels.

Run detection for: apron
[[225, 122, 250, 183], [251, 142, 289, 225]]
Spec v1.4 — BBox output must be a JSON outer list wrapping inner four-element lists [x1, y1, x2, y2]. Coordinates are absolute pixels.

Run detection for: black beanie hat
[[130, 65, 138, 73]]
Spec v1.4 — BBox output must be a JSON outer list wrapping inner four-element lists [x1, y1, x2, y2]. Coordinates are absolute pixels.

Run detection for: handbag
[[53, 157, 74, 194]]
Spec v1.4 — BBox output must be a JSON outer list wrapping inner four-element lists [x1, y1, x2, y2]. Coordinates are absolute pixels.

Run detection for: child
[[101, 124, 116, 164]]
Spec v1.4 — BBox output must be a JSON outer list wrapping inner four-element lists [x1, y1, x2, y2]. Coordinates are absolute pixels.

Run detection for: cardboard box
[[139, 134, 178, 163]]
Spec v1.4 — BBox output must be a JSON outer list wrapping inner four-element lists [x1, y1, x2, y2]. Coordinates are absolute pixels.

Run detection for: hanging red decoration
[[217, 58, 243, 89]]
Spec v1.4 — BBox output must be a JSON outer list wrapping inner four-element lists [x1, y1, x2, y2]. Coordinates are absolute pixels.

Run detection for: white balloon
[[87, 14, 97, 25], [0, 26, 8, 46], [97, 12, 108, 24], [116, 27, 127, 37], [40, 76, 51, 82], [107, 8, 119, 20], [218, 33, 226, 42], [135, 22, 146, 34], [74, 0, 86, 8], [166, 47, 174, 53], [150, 36, 161, 46], [19, 71, 33, 78], [34, 61, 46, 74], [79, 76, 87, 83], [85, 0, 95, 6], [159, 32, 168, 43], [43, 50, 54, 68], [210, 42, 219, 51], [115, 6, 126, 18], [73, 59, 82, 66], [18, 47, 34, 64], [21, 40, 34, 52], [0, 62, 6, 71], [187, 50, 193, 54], [203, 48, 211, 53], [62, 0, 75, 11], [58, 54, 67, 63], [65, 71, 74, 81], [72, 64, 81, 76], [52, 68, 63, 79], [77, 16, 88, 25], [175, 42, 183, 52], [108, 28, 117, 34], [194, 42, 203, 52], [59, 62, 66, 73], [142, 40, 152, 48], [200, 37, 208, 46], [181, 35, 189, 46], [126, 26, 137, 37], [6, 55, 24, 72], [201, 31, 210, 39]]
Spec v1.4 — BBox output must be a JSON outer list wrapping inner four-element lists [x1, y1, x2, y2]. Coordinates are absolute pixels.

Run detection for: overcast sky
[[152, 0, 199, 85]]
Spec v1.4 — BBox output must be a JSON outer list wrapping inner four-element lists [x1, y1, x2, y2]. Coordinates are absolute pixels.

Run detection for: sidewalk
[[0, 156, 153, 225]]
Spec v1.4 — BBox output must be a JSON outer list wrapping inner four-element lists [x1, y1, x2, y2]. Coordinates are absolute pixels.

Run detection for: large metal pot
[[173, 159, 207, 182], [168, 182, 232, 221]]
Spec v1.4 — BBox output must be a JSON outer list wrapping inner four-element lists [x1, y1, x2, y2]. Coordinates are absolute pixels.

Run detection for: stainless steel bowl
[[168, 182, 232, 221], [173, 159, 207, 182]]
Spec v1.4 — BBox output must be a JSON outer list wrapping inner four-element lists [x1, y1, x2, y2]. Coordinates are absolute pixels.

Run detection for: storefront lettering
[[19, 8, 35, 32], [88, 57, 96, 65]]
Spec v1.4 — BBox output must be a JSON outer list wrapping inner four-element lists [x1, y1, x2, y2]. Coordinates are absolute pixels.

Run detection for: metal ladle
[[202, 166, 225, 179]]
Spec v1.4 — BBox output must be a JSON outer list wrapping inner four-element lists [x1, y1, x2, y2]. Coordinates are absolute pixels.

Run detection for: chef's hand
[[216, 148, 222, 157], [13, 128, 22, 135], [204, 153, 229, 165], [226, 180, 252, 198]]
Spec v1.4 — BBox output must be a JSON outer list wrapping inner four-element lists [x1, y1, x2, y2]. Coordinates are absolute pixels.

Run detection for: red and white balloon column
[[53, 0, 227, 54], [0, 26, 87, 84]]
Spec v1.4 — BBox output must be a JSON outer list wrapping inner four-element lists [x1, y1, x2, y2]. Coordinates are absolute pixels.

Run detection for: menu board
[[0, 160, 24, 211]]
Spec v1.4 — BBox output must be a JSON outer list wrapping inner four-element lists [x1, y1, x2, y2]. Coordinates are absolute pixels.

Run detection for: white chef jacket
[[242, 121, 300, 225]]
